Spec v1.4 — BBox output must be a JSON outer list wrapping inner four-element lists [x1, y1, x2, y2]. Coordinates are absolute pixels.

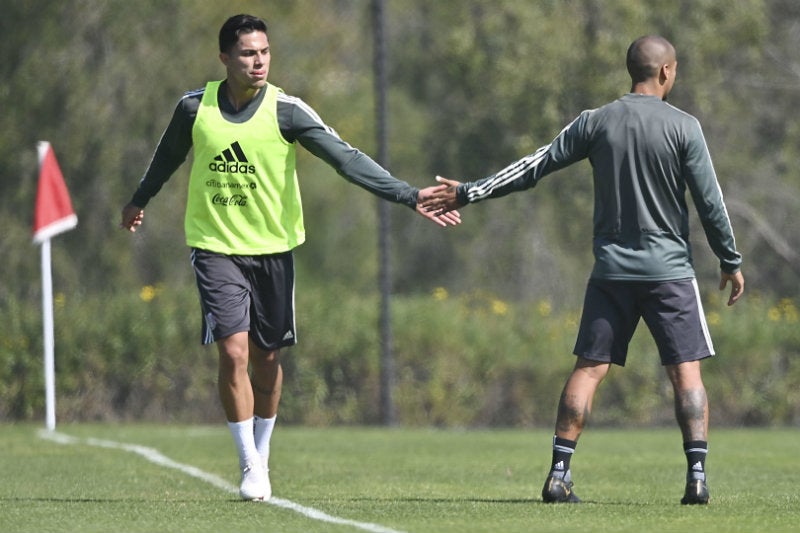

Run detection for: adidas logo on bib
[[208, 141, 255, 174]]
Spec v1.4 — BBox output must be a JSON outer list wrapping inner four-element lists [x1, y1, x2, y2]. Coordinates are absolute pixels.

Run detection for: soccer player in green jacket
[[422, 35, 744, 505], [120, 14, 459, 501]]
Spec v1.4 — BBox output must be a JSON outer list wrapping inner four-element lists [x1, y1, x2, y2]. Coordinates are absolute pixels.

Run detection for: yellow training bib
[[186, 81, 304, 254]]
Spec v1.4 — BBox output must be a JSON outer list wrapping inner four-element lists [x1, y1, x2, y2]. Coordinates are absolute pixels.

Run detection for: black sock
[[550, 436, 577, 480], [684, 440, 708, 481]]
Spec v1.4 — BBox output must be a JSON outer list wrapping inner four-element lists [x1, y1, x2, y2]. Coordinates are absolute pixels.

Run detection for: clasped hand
[[418, 176, 464, 219], [415, 176, 464, 226]]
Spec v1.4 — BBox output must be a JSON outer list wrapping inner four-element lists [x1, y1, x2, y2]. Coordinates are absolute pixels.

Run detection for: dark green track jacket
[[456, 94, 742, 281], [130, 81, 418, 212]]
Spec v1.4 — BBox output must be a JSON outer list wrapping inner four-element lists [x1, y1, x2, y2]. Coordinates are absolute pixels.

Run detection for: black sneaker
[[542, 475, 581, 503], [680, 479, 709, 505]]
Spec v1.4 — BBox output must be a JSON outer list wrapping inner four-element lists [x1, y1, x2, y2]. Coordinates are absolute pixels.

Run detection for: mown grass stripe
[[38, 429, 405, 533]]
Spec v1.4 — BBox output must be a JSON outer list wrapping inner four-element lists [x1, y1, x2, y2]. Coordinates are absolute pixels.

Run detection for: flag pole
[[34, 140, 77, 432], [41, 237, 56, 431]]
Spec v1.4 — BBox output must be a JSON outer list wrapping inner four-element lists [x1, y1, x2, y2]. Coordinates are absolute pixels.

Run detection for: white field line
[[39, 429, 406, 533]]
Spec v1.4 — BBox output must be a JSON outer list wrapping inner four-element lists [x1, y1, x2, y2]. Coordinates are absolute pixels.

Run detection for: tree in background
[[1, 0, 798, 425], [2, 0, 798, 305], [388, 0, 798, 302]]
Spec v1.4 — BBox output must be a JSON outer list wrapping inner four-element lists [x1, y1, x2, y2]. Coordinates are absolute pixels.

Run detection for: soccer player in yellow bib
[[121, 13, 459, 501]]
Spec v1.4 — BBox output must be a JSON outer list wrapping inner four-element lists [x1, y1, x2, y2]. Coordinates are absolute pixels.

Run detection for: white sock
[[254, 415, 277, 468], [227, 418, 259, 468]]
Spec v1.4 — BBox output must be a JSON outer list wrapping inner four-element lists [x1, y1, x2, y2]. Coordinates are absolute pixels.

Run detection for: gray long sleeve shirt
[[130, 81, 418, 210], [457, 94, 742, 281]]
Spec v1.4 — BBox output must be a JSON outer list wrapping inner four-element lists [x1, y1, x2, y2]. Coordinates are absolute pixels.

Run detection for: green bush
[[2, 283, 798, 427]]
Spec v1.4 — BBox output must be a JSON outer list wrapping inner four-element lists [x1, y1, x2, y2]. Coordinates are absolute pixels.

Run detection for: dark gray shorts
[[191, 248, 297, 350], [573, 278, 714, 366]]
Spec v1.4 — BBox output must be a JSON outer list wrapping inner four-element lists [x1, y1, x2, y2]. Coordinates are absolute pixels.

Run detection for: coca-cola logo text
[[212, 193, 248, 207]]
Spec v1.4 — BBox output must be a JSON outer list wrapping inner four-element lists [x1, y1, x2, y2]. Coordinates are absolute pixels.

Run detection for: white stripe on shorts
[[691, 278, 715, 356]]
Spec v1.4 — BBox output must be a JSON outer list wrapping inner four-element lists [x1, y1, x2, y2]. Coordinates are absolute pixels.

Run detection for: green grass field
[[1, 424, 798, 533]]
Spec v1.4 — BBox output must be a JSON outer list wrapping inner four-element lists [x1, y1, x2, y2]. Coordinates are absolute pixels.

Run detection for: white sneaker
[[239, 461, 268, 501]]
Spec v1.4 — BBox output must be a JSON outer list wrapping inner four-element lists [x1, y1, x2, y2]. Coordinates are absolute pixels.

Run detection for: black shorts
[[190, 248, 297, 350], [573, 278, 714, 366]]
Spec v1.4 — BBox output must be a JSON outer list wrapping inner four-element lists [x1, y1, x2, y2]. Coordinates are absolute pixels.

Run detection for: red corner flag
[[33, 141, 77, 244]]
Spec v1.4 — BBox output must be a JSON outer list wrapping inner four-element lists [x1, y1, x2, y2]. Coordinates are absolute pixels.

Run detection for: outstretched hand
[[120, 203, 144, 232], [418, 176, 464, 216], [720, 270, 745, 306]]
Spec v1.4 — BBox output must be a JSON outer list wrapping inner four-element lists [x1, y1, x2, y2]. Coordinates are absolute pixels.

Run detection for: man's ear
[[658, 63, 672, 86]]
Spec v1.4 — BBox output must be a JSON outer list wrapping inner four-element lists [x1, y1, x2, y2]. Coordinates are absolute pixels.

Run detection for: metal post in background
[[371, 0, 396, 426]]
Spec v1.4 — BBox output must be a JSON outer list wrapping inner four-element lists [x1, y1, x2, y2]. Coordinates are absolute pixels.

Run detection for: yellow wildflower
[[537, 300, 552, 317], [491, 299, 508, 316], [779, 298, 798, 323], [140, 285, 157, 302]]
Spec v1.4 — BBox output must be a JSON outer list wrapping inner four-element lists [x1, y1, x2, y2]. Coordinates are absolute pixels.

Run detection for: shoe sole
[[681, 496, 709, 505]]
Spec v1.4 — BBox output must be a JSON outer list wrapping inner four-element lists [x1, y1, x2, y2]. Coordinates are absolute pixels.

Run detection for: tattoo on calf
[[676, 388, 707, 438], [556, 392, 588, 433]]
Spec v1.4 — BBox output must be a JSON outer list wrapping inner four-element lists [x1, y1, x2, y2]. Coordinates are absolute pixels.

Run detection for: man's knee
[[665, 360, 704, 389], [218, 333, 250, 368]]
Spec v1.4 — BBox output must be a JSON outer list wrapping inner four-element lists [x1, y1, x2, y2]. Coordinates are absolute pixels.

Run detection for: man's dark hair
[[219, 14, 268, 53]]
